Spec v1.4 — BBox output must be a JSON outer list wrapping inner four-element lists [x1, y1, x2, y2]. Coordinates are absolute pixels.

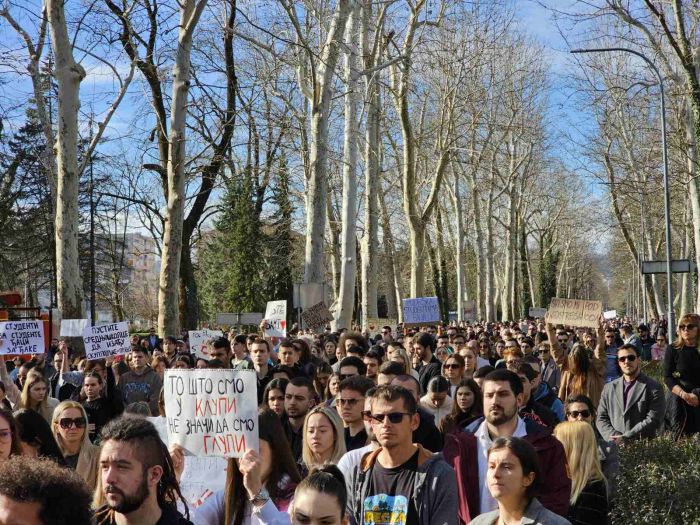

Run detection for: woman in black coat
[[664, 313, 700, 437]]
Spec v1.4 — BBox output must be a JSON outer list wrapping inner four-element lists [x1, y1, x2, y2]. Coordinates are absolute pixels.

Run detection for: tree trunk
[[46, 0, 86, 319], [335, 1, 360, 330], [453, 170, 466, 322], [379, 189, 401, 322], [157, 0, 207, 337], [470, 174, 485, 319], [484, 190, 496, 320]]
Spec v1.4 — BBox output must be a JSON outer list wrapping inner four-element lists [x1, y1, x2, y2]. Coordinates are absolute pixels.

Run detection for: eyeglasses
[[59, 417, 87, 429], [444, 364, 462, 370], [617, 355, 637, 363], [557, 338, 567, 343], [0, 430, 11, 442], [567, 410, 591, 419], [336, 398, 362, 406], [365, 412, 414, 424], [679, 324, 698, 331]]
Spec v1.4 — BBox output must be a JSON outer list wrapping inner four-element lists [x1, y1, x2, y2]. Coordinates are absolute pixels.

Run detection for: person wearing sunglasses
[[596, 344, 665, 445], [51, 400, 100, 491], [345, 385, 458, 525], [0, 409, 21, 462], [442, 354, 466, 397], [664, 313, 700, 437]]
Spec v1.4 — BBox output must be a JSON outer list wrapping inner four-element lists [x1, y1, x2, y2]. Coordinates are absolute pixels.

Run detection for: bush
[[611, 435, 700, 524]]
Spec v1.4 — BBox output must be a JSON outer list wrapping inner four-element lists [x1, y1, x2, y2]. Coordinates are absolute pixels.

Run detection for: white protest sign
[[60, 319, 91, 337], [264, 300, 287, 338], [0, 320, 45, 355], [164, 369, 259, 457], [547, 298, 602, 328], [179, 456, 228, 508], [188, 329, 224, 360], [83, 322, 131, 360], [529, 307, 547, 318], [603, 310, 618, 320], [403, 297, 441, 326]]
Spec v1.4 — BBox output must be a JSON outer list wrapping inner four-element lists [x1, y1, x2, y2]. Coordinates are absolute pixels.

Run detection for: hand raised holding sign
[[239, 449, 264, 499]]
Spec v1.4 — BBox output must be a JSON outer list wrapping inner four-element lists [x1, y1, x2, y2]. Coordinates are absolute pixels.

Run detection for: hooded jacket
[[346, 444, 459, 525], [443, 417, 571, 525]]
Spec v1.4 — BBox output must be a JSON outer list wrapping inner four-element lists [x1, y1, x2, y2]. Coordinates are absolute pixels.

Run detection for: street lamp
[[571, 47, 675, 337]]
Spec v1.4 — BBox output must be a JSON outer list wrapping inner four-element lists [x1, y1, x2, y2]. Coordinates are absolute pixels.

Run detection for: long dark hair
[[441, 379, 482, 435], [568, 344, 590, 394], [313, 362, 333, 400], [224, 408, 301, 525], [0, 409, 21, 457], [13, 409, 65, 465]]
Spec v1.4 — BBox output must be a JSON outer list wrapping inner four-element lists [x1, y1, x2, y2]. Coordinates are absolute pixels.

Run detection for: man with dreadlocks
[[95, 416, 192, 525]]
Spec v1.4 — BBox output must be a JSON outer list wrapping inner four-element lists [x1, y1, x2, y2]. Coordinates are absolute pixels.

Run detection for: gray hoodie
[[346, 445, 459, 525]]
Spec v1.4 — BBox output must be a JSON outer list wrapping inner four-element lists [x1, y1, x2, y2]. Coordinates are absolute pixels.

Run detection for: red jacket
[[442, 417, 571, 525]]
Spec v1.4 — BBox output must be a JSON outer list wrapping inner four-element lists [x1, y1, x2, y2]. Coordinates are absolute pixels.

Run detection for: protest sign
[[0, 320, 45, 355], [83, 322, 130, 360], [189, 329, 224, 360], [603, 310, 617, 320], [464, 301, 476, 321], [547, 298, 602, 328], [164, 369, 259, 458], [179, 456, 228, 508], [366, 318, 397, 333], [264, 300, 287, 338], [301, 302, 334, 330], [529, 307, 547, 318], [60, 319, 90, 337], [403, 297, 441, 326]]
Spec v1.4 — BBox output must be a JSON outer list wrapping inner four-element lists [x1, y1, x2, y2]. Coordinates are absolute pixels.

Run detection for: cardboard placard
[[301, 301, 334, 330], [464, 301, 476, 321], [547, 298, 602, 328], [188, 329, 224, 360], [164, 369, 259, 457], [179, 456, 228, 508], [0, 320, 45, 355], [264, 301, 287, 338], [366, 318, 397, 332], [403, 297, 441, 326], [83, 322, 131, 360], [529, 307, 547, 318]]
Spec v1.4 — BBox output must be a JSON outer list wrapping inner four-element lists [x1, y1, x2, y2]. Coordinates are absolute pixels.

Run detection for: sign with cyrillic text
[[189, 329, 223, 360], [547, 298, 601, 328], [264, 301, 287, 338], [83, 322, 130, 360], [403, 297, 441, 326], [0, 320, 45, 355], [164, 369, 259, 458]]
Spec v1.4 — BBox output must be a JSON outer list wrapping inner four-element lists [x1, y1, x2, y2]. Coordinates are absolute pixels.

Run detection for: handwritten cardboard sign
[[366, 318, 397, 333], [164, 369, 259, 458], [301, 301, 334, 330], [403, 297, 441, 326], [547, 298, 601, 328], [189, 329, 224, 360], [179, 456, 228, 508], [83, 322, 131, 360], [0, 320, 45, 355], [264, 300, 287, 338]]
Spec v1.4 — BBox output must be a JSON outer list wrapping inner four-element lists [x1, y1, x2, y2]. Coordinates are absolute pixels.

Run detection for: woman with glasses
[[300, 405, 346, 476], [0, 409, 21, 461], [51, 400, 100, 491], [664, 313, 700, 436], [565, 395, 619, 500], [442, 354, 466, 397], [651, 333, 667, 362]]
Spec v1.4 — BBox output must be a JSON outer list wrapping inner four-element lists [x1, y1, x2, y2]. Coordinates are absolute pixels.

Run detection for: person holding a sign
[[194, 409, 302, 525]]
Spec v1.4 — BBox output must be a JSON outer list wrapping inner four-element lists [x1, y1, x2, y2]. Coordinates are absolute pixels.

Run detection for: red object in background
[[0, 291, 22, 307]]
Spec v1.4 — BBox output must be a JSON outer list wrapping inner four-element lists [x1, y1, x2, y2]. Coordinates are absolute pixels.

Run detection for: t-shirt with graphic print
[[362, 449, 420, 525]]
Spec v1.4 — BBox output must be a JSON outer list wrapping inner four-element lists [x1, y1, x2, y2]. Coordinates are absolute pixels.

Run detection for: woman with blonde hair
[[51, 400, 100, 491], [301, 405, 346, 475], [390, 347, 420, 380], [19, 369, 59, 423], [553, 421, 608, 525], [664, 312, 700, 437]]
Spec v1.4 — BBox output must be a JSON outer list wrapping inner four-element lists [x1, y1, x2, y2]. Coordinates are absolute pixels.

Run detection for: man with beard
[[413, 333, 442, 393], [96, 416, 192, 525], [282, 377, 316, 462], [443, 369, 570, 523]]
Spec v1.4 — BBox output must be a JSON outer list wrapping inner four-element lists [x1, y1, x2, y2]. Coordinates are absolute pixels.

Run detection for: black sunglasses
[[365, 412, 414, 424], [567, 409, 591, 418], [338, 374, 355, 380], [59, 417, 87, 429], [444, 364, 462, 370], [618, 355, 637, 363], [680, 324, 698, 331]]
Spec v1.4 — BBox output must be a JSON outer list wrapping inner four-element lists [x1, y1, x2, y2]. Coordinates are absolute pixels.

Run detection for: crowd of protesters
[[0, 311, 697, 525]]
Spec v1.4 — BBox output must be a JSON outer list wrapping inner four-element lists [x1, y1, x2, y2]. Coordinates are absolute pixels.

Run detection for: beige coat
[[76, 442, 101, 494]]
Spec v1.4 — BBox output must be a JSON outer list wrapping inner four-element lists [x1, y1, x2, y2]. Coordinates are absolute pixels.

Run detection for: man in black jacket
[[413, 333, 442, 393], [391, 374, 443, 452]]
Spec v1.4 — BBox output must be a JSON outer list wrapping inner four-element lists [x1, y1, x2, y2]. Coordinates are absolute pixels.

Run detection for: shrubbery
[[611, 435, 700, 524]]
